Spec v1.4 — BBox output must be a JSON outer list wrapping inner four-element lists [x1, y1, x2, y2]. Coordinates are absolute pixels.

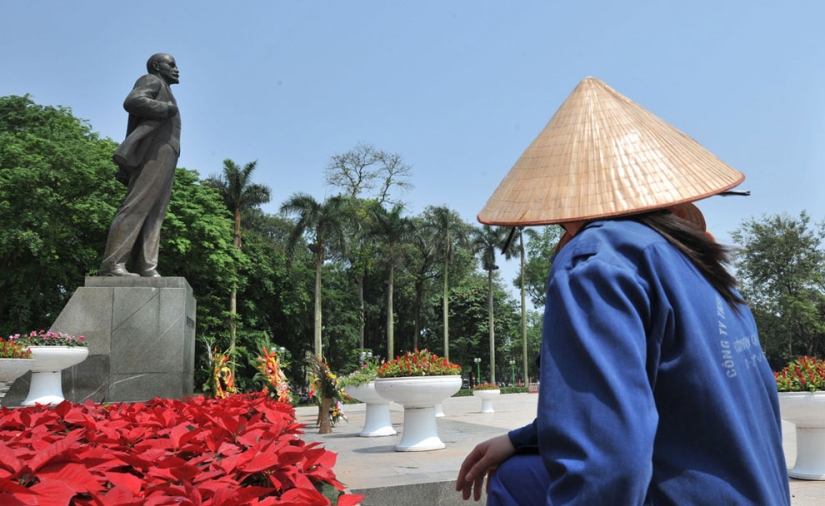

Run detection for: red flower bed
[[0, 393, 362, 506]]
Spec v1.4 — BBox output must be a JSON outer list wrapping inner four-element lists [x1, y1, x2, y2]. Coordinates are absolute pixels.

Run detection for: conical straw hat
[[477, 77, 744, 226]]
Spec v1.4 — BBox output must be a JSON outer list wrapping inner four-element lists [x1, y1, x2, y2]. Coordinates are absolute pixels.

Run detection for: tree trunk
[[357, 274, 365, 350], [520, 230, 528, 386], [229, 210, 242, 371], [387, 260, 395, 358], [413, 280, 423, 350], [233, 211, 242, 249], [314, 247, 324, 358], [318, 397, 333, 434], [443, 257, 450, 360], [488, 270, 495, 384], [229, 288, 237, 359]]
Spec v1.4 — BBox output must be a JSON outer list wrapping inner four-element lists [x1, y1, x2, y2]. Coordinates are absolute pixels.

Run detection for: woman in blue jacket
[[457, 77, 790, 505]]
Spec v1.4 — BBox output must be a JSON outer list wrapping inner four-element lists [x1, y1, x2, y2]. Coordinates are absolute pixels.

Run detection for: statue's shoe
[[100, 267, 139, 277], [139, 270, 161, 278]]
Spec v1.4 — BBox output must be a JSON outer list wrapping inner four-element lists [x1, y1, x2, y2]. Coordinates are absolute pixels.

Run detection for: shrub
[[0, 393, 363, 505]]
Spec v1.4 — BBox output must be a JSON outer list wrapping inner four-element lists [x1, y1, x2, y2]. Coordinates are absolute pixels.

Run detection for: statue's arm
[[123, 75, 176, 120]]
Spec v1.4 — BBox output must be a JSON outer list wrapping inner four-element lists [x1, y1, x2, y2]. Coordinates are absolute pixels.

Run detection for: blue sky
[[2, 1, 825, 292]]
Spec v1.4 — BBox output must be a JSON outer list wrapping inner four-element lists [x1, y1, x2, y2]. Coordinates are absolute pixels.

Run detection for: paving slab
[[296, 393, 823, 506]]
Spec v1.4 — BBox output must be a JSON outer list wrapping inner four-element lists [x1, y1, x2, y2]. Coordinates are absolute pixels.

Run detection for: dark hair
[[631, 210, 745, 310]]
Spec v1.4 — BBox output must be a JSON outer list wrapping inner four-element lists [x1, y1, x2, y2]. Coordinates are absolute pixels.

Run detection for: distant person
[[99, 53, 181, 277], [457, 77, 790, 505]]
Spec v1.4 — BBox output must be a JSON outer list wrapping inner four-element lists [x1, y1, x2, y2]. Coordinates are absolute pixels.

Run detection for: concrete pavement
[[296, 393, 823, 506]]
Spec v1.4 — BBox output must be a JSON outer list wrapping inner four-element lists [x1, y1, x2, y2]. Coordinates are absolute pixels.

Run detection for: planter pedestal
[[779, 392, 825, 480], [375, 376, 461, 452], [792, 428, 825, 480], [434, 402, 445, 417], [0, 359, 35, 406], [22, 347, 89, 406], [473, 389, 501, 413], [344, 382, 397, 437]]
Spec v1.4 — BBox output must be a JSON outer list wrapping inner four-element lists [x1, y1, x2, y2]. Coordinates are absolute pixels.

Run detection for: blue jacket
[[509, 220, 789, 505]]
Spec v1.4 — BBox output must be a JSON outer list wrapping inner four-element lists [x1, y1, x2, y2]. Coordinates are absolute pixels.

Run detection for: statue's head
[[146, 53, 179, 85]]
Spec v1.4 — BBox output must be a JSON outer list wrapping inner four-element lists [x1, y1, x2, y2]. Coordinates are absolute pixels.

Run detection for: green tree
[[0, 95, 122, 333], [317, 262, 362, 369], [732, 211, 825, 366], [217, 210, 316, 389], [512, 226, 562, 382], [511, 309, 543, 383], [160, 168, 241, 390], [281, 193, 348, 358], [407, 217, 440, 350], [423, 206, 471, 360], [472, 224, 510, 383], [204, 159, 271, 366], [520, 226, 563, 307], [333, 198, 377, 350], [501, 228, 531, 388], [436, 276, 520, 383], [370, 203, 414, 358]]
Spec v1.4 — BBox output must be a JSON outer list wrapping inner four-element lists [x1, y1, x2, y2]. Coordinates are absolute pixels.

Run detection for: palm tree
[[409, 217, 439, 350], [280, 193, 348, 358], [472, 224, 510, 384], [205, 159, 271, 363], [337, 198, 375, 350], [425, 206, 470, 360], [503, 227, 536, 387], [370, 203, 414, 358]]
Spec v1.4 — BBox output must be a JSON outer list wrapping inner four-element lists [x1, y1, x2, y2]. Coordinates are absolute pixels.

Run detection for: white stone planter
[[375, 375, 462, 451], [473, 389, 501, 413], [779, 391, 825, 480], [344, 381, 397, 437], [22, 346, 89, 406], [0, 359, 35, 405]]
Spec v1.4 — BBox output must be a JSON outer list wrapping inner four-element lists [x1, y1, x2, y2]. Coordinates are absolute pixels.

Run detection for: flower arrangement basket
[[0, 338, 33, 359], [775, 357, 825, 480], [7, 330, 88, 347], [255, 345, 291, 403], [306, 354, 350, 434], [376, 349, 461, 378], [203, 347, 236, 399], [339, 357, 380, 389], [776, 356, 825, 392]]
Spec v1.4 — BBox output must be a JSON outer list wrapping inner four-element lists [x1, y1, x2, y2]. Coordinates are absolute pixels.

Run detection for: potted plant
[[340, 356, 397, 437], [374, 349, 462, 451], [7, 330, 90, 406], [775, 356, 825, 480], [0, 338, 35, 405], [472, 382, 501, 413]]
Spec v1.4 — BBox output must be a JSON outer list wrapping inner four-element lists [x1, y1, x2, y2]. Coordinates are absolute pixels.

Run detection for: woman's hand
[[455, 434, 516, 501]]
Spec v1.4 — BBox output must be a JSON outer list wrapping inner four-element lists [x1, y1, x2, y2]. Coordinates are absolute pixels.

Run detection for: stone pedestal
[[5, 277, 196, 405]]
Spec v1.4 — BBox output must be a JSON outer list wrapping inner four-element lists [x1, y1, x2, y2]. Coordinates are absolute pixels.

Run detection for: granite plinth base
[[4, 277, 196, 406]]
